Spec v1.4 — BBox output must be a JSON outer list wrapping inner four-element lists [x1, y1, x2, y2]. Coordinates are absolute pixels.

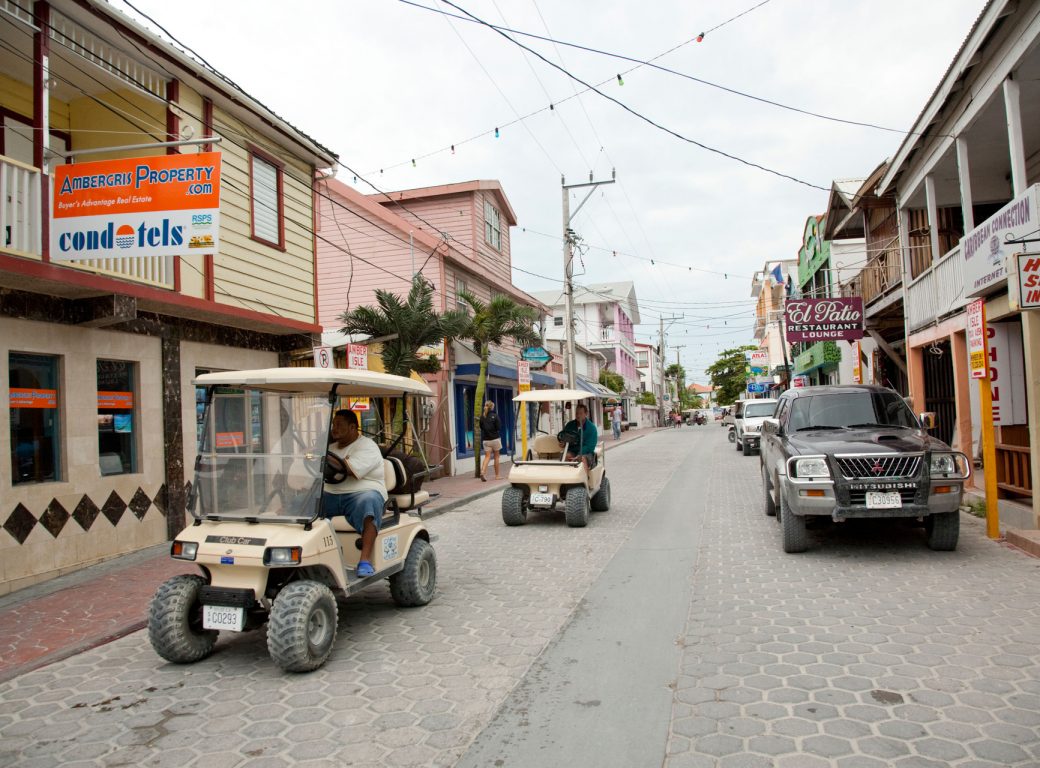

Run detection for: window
[[97, 360, 138, 475], [456, 278, 468, 309], [9, 353, 61, 484], [250, 149, 283, 248], [553, 316, 564, 327], [636, 351, 649, 367], [484, 198, 501, 250]]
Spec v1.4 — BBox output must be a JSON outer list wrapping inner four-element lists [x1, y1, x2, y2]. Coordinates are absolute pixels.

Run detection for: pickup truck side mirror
[[762, 417, 781, 435], [919, 412, 936, 430]]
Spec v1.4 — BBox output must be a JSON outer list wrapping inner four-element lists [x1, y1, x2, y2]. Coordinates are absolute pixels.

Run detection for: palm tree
[[338, 275, 468, 430], [455, 291, 539, 477]]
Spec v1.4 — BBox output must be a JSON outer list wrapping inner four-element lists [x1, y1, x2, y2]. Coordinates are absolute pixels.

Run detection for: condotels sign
[[784, 298, 864, 342], [51, 152, 221, 261]]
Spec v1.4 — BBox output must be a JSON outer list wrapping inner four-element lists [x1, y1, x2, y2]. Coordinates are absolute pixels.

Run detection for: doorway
[[921, 339, 955, 446]]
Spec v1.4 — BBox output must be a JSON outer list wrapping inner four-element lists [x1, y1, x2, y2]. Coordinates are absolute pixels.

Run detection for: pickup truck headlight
[[793, 457, 830, 479], [930, 452, 968, 477]]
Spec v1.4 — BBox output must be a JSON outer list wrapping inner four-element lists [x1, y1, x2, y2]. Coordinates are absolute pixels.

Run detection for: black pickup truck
[[759, 385, 970, 553]]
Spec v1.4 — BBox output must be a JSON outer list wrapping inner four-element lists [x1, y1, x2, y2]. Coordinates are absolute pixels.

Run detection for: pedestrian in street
[[611, 404, 623, 440], [479, 400, 502, 482]]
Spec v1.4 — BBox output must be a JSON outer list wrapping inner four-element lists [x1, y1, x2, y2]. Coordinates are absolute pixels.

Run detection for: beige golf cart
[[148, 368, 437, 673], [501, 389, 609, 527]]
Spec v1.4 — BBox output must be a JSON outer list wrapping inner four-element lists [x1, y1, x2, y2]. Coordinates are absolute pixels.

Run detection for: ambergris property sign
[[784, 298, 864, 342], [963, 184, 1040, 297]]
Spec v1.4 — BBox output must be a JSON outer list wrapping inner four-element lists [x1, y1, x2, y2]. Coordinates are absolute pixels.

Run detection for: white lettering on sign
[[784, 298, 864, 342]]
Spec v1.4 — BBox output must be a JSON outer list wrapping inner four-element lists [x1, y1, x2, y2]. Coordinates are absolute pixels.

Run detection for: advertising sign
[[313, 346, 333, 369], [852, 341, 862, 384], [51, 152, 221, 261], [97, 391, 133, 409], [967, 299, 987, 379], [347, 344, 368, 370], [784, 298, 864, 342], [748, 349, 769, 375], [347, 398, 370, 412], [747, 383, 769, 393], [791, 375, 809, 388], [517, 360, 531, 387], [521, 346, 553, 370], [1008, 253, 1040, 311], [987, 323, 1026, 426], [963, 185, 1040, 297], [10, 388, 57, 408], [417, 340, 447, 362]]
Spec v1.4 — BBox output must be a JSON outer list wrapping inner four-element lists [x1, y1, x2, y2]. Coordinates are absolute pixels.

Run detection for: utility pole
[[671, 344, 686, 409], [563, 171, 615, 389], [658, 314, 683, 424]]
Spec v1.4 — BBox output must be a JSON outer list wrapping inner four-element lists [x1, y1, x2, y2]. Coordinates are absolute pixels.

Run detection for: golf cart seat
[[532, 434, 562, 459], [328, 458, 431, 533]]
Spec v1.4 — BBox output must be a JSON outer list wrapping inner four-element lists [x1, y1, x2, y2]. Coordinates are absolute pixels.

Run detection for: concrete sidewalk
[[0, 426, 652, 683]]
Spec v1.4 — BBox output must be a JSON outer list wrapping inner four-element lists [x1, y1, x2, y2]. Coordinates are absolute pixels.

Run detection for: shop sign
[[791, 375, 809, 388], [417, 340, 447, 362], [313, 346, 334, 369], [347, 397, 370, 412], [852, 341, 862, 384], [517, 360, 531, 387], [521, 346, 553, 370], [347, 344, 368, 369], [10, 388, 57, 408], [966, 299, 987, 379], [748, 349, 769, 375], [51, 152, 221, 261], [215, 431, 244, 448], [987, 323, 1026, 426], [784, 298, 864, 342], [97, 391, 133, 409], [963, 185, 1040, 297], [1007, 253, 1040, 311], [747, 383, 769, 393]]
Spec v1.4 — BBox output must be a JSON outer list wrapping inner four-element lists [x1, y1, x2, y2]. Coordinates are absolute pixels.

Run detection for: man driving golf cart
[[559, 402, 598, 471]]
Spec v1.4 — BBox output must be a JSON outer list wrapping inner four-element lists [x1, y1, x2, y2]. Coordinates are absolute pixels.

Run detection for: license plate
[[530, 492, 554, 507], [866, 491, 902, 509], [203, 604, 244, 631]]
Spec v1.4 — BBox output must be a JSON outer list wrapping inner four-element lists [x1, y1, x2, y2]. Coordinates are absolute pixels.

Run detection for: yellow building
[[0, 1, 336, 593]]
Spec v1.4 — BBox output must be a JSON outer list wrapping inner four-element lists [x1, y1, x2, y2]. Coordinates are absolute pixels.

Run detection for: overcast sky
[[122, 0, 985, 382]]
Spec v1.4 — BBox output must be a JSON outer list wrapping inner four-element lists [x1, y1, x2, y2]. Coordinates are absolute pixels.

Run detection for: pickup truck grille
[[835, 454, 922, 480]]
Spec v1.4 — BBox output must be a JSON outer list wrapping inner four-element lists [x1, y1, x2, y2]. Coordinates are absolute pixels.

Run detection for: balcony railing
[[905, 244, 966, 333], [860, 248, 902, 306], [64, 253, 176, 289], [1, 155, 42, 259]]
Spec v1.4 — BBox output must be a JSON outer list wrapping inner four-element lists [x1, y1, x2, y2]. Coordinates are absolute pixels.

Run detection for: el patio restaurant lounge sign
[[785, 298, 864, 342]]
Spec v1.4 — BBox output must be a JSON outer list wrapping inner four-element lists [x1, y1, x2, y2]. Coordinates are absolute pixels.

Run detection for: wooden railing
[[860, 248, 902, 306], [905, 244, 967, 332], [996, 444, 1032, 499], [0, 154, 42, 259]]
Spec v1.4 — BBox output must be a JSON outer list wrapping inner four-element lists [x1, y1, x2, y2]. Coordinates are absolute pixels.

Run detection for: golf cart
[[501, 389, 609, 527], [148, 368, 437, 673]]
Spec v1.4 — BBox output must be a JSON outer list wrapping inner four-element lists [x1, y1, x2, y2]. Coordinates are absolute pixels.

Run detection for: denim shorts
[[322, 490, 385, 533]]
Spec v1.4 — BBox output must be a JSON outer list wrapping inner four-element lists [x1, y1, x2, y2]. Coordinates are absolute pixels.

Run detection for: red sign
[[97, 391, 134, 409], [215, 431, 245, 448], [784, 298, 864, 342], [10, 388, 57, 408]]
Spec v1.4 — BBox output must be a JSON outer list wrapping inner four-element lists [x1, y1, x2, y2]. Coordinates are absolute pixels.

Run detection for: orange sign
[[97, 391, 134, 410], [51, 152, 221, 260], [10, 388, 57, 408], [215, 431, 245, 448]]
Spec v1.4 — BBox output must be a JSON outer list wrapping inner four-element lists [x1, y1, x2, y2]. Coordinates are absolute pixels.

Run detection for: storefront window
[[97, 360, 137, 475], [9, 352, 61, 485]]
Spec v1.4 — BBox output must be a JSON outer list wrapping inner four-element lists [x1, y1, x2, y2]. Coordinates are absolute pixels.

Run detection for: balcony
[[1, 155, 42, 259], [905, 244, 966, 333], [859, 247, 903, 308]]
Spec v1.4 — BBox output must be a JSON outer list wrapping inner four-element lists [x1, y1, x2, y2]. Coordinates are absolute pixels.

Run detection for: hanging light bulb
[[494, 127, 500, 138], [617, 74, 624, 86], [411, 159, 416, 168], [696, 32, 704, 42], [352, 175, 357, 183], [549, 103, 554, 111], [451, 145, 455, 154]]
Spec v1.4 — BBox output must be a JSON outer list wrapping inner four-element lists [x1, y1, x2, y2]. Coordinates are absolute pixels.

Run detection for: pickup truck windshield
[[743, 402, 777, 418], [788, 392, 918, 431]]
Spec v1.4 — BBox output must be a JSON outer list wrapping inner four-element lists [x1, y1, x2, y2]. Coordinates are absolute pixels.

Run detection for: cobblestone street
[[2, 427, 1040, 767]]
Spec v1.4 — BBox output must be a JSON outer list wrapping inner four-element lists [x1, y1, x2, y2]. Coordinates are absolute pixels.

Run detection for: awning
[[454, 363, 556, 387], [576, 376, 617, 397]]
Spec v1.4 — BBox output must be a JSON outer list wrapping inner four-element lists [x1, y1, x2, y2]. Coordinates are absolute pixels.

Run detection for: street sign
[[313, 346, 333, 369], [347, 344, 368, 370], [1007, 253, 1040, 311], [967, 299, 987, 379], [521, 346, 553, 370], [517, 359, 531, 387], [747, 383, 769, 393]]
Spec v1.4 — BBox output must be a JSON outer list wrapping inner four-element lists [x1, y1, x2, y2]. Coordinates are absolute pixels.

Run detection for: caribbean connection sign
[[784, 298, 864, 342], [51, 152, 221, 261]]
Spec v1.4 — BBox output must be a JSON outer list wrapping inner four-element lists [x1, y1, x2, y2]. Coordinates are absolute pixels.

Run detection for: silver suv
[[734, 397, 779, 456]]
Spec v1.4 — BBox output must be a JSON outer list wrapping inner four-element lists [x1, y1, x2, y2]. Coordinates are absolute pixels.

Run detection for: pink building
[[316, 179, 551, 474]]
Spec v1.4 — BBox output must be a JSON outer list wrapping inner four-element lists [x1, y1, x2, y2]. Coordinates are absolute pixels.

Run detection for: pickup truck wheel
[[925, 511, 959, 551], [734, 435, 742, 451], [779, 492, 808, 553], [742, 439, 751, 456], [762, 466, 776, 517]]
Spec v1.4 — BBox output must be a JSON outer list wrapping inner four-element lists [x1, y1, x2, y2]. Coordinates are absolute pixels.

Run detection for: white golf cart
[[148, 368, 437, 673], [501, 389, 609, 527]]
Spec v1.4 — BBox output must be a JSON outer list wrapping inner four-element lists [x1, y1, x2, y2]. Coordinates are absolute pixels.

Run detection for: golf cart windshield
[[192, 388, 331, 523]]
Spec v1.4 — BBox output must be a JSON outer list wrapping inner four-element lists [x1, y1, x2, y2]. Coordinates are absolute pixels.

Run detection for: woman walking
[[479, 400, 502, 481]]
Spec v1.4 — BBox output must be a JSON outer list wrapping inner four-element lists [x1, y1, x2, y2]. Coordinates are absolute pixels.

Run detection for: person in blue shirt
[[558, 402, 598, 472]]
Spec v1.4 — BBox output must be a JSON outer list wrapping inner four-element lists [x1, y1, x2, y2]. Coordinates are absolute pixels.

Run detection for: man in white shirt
[[323, 410, 388, 577]]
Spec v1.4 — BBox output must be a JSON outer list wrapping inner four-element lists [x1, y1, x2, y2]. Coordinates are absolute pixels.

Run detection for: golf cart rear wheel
[[501, 486, 527, 526], [389, 538, 437, 606], [148, 574, 218, 664], [590, 476, 611, 512], [267, 580, 338, 672], [565, 486, 590, 527]]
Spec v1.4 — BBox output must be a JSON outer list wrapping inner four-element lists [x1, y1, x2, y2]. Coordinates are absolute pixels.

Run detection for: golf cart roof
[[513, 388, 603, 403], [194, 367, 433, 396]]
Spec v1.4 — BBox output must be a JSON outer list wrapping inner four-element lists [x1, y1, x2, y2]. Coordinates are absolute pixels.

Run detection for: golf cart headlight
[[171, 540, 198, 561], [930, 452, 962, 476], [794, 457, 830, 479], [263, 546, 302, 566]]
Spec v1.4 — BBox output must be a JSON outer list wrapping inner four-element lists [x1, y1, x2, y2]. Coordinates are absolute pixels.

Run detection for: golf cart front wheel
[[267, 580, 338, 672], [148, 574, 218, 664], [565, 486, 590, 527], [389, 538, 437, 606]]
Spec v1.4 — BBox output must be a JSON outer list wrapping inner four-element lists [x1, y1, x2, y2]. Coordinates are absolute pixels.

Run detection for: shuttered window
[[250, 151, 283, 247], [484, 198, 501, 250]]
